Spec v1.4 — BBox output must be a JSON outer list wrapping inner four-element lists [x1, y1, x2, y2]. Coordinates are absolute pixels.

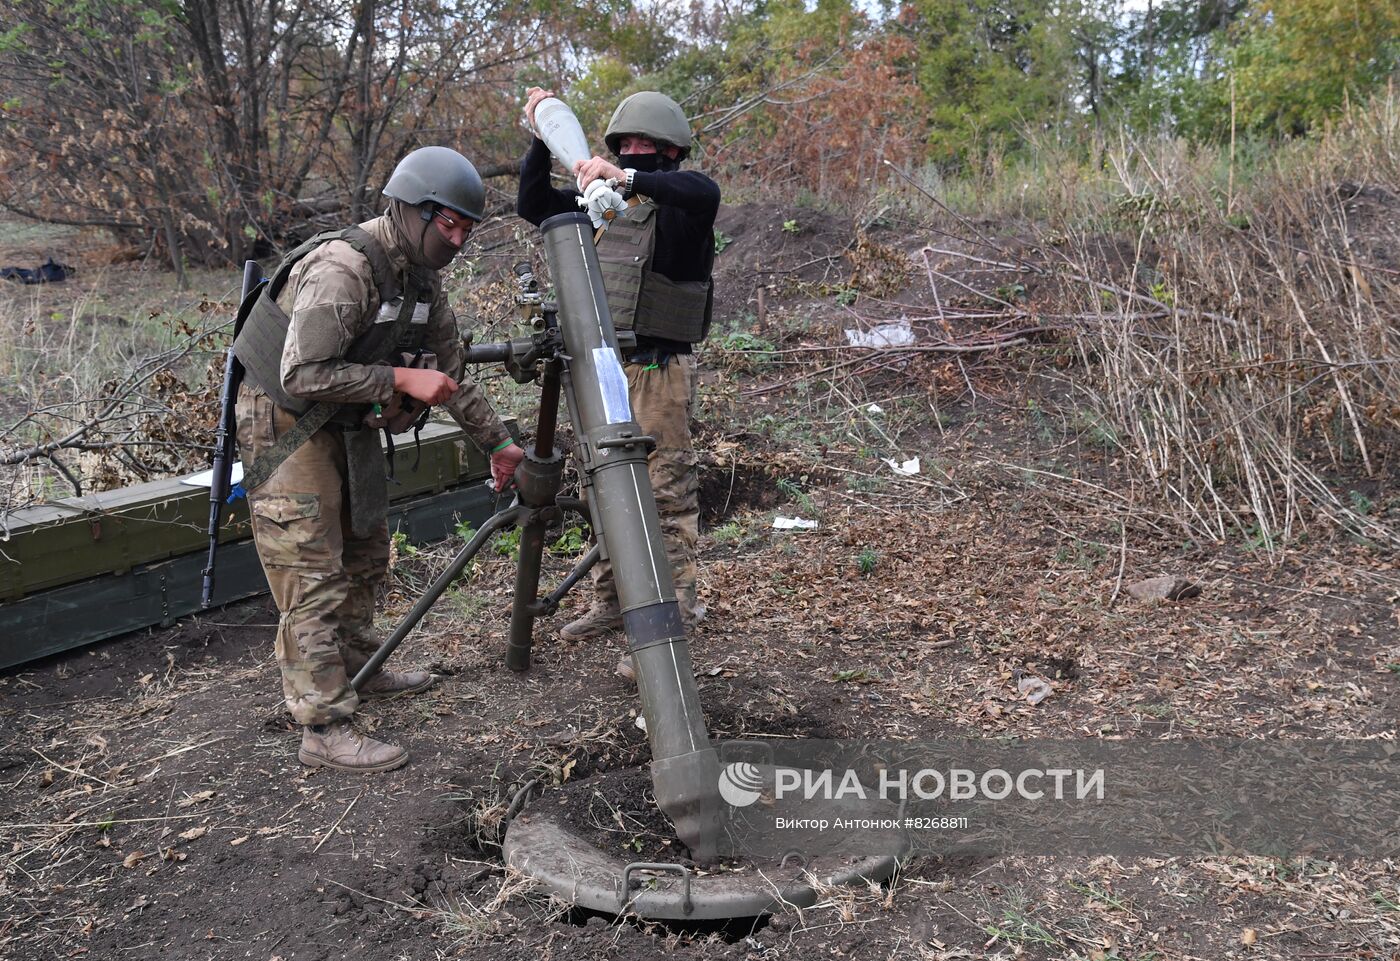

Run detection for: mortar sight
[[512, 261, 545, 326]]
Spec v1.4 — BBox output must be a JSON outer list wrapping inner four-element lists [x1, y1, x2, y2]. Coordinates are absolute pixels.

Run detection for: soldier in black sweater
[[518, 88, 720, 678]]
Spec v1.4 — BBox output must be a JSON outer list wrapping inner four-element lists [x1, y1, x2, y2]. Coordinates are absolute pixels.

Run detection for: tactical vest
[[232, 225, 432, 424], [594, 199, 714, 344]]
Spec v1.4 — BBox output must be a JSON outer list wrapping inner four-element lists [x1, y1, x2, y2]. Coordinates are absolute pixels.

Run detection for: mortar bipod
[[351, 268, 604, 689]]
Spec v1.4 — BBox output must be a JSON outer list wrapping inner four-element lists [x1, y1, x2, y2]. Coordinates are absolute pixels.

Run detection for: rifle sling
[[239, 402, 339, 491]]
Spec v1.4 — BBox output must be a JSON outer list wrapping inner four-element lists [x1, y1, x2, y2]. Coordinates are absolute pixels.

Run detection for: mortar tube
[[539, 212, 723, 862]]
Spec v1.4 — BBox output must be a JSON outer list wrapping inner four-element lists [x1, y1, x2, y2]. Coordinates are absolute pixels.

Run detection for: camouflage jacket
[[274, 214, 510, 452]]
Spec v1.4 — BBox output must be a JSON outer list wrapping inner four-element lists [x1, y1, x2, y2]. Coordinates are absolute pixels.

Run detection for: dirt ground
[[2, 202, 1399, 961]]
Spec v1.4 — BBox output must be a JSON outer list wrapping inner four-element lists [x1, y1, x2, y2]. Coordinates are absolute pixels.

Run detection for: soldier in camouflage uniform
[[516, 89, 719, 680], [234, 147, 525, 772]]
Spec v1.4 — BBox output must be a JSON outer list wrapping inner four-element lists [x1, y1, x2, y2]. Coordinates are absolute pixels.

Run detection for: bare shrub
[[0, 277, 228, 512], [1059, 94, 1400, 552]]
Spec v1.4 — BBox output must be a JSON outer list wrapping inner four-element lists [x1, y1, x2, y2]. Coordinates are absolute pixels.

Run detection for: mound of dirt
[[710, 202, 856, 323]]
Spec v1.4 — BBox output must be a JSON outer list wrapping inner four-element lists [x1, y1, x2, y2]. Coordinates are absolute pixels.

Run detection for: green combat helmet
[[384, 146, 486, 222], [604, 92, 692, 160]]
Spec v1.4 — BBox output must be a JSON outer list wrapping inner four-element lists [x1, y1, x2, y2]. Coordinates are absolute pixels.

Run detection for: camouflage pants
[[592, 353, 701, 619], [235, 384, 388, 726]]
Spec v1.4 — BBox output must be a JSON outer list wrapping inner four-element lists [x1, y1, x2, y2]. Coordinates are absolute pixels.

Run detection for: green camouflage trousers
[[592, 353, 701, 619], [235, 384, 388, 726]]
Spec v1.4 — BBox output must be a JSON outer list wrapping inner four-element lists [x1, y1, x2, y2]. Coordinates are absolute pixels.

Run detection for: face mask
[[388, 200, 461, 270], [420, 218, 461, 270], [620, 152, 662, 174]]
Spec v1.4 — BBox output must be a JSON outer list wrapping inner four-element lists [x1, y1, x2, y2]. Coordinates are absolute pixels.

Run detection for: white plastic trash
[[773, 516, 819, 531], [844, 319, 914, 348], [1017, 676, 1053, 705]]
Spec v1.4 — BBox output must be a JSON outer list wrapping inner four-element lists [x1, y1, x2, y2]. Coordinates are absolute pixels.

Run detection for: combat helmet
[[604, 92, 692, 160], [383, 146, 486, 221]]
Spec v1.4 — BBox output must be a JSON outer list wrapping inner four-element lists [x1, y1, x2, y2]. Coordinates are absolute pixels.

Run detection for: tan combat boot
[[358, 668, 435, 699], [681, 601, 707, 631], [298, 721, 408, 773], [615, 653, 637, 683], [560, 601, 623, 641]]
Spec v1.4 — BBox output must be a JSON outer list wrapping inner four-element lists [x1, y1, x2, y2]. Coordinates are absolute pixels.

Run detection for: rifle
[[201, 260, 266, 608]]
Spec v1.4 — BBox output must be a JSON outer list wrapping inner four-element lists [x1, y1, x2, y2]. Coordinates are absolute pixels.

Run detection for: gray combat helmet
[[383, 146, 486, 221], [604, 92, 692, 160]]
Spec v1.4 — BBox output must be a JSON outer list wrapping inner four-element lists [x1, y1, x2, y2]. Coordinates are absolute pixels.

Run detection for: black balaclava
[[619, 151, 680, 174], [388, 199, 461, 271]]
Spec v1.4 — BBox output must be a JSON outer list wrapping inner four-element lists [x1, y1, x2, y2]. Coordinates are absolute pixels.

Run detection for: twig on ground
[[313, 791, 363, 853]]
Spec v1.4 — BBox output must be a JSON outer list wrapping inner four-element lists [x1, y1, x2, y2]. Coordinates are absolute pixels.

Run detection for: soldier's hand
[[524, 87, 555, 130], [394, 367, 458, 406], [490, 442, 526, 491], [572, 156, 626, 189]]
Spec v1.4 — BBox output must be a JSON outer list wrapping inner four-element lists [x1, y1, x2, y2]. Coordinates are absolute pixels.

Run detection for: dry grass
[[862, 93, 1400, 559], [0, 262, 236, 508], [1059, 100, 1400, 555]]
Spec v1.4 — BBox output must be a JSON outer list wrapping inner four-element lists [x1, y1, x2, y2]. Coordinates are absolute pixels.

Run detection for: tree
[[898, 0, 1085, 166], [1228, 0, 1400, 135], [0, 0, 551, 270]]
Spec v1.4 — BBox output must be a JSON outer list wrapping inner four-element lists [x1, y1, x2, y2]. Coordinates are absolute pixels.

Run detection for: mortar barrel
[[539, 212, 722, 861]]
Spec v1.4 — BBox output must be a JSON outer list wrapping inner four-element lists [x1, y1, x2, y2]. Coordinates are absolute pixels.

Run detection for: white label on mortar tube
[[593, 347, 632, 425]]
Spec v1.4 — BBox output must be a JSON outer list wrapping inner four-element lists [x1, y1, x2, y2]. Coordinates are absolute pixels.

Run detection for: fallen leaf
[[229, 835, 250, 846], [122, 850, 145, 868], [178, 826, 207, 841], [175, 790, 215, 808], [160, 846, 186, 862]]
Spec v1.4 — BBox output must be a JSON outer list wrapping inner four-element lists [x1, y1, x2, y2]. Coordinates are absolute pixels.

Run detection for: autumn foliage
[[1, 0, 1396, 263]]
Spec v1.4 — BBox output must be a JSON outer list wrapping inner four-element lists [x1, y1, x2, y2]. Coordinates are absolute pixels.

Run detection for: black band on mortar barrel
[[623, 602, 686, 652]]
